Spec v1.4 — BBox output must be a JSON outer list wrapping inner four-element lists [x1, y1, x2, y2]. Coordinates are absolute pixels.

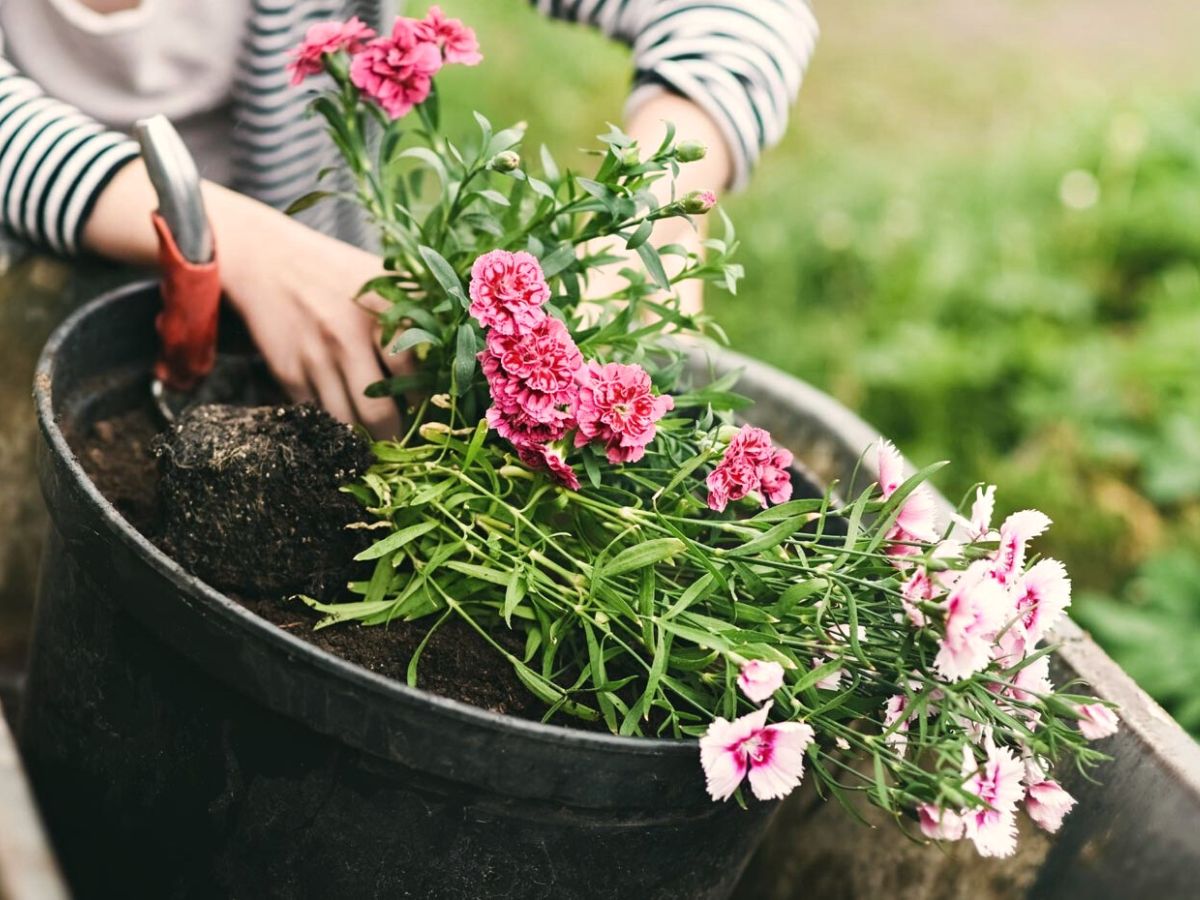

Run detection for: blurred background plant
[[429, 0, 1200, 733]]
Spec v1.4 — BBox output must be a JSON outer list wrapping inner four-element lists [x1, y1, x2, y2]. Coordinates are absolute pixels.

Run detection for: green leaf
[[354, 520, 438, 561], [664, 573, 716, 619], [598, 538, 687, 578], [284, 190, 332, 215], [419, 245, 468, 307], [444, 561, 512, 586], [540, 244, 578, 279], [397, 147, 450, 190], [625, 220, 654, 250], [503, 568, 527, 627], [636, 242, 671, 291], [726, 516, 811, 557], [390, 328, 443, 354], [453, 324, 478, 396]]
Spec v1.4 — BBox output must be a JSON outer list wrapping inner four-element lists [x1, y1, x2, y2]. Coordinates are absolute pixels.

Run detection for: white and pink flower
[[990, 509, 1052, 587], [960, 742, 1025, 858], [1013, 558, 1071, 643], [1075, 703, 1119, 741], [1024, 779, 1076, 834], [737, 660, 786, 703], [934, 561, 1010, 681], [700, 703, 815, 802], [918, 803, 965, 841], [813, 624, 867, 691]]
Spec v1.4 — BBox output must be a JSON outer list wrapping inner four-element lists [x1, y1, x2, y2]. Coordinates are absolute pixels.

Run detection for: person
[[0, 0, 818, 437]]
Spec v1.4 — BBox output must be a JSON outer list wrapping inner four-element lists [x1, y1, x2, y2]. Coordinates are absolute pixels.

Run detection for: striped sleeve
[[531, 0, 818, 189], [0, 52, 139, 254]]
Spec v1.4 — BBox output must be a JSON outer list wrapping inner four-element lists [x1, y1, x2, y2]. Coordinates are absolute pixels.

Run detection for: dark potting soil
[[70, 401, 547, 721], [155, 403, 373, 599]]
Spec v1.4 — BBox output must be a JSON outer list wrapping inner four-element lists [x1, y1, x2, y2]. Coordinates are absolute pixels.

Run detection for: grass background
[[429, 0, 1200, 732]]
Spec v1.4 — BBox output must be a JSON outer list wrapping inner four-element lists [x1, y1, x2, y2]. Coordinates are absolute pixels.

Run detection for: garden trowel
[[134, 114, 221, 422]]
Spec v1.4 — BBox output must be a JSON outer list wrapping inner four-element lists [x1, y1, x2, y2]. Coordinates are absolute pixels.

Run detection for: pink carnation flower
[[350, 18, 443, 119], [418, 5, 482, 65], [737, 660, 785, 703], [574, 362, 673, 464], [468, 250, 551, 336], [918, 803, 965, 841], [480, 317, 582, 447], [957, 483, 997, 541], [699, 702, 814, 802], [961, 742, 1025, 858], [934, 561, 1010, 682], [1025, 779, 1076, 834], [706, 425, 793, 512], [874, 440, 940, 559], [288, 17, 376, 85], [516, 443, 580, 491], [1013, 558, 1071, 643], [1075, 702, 1119, 741]]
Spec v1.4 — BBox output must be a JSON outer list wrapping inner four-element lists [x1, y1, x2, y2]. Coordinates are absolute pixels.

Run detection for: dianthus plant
[[289, 9, 1115, 857]]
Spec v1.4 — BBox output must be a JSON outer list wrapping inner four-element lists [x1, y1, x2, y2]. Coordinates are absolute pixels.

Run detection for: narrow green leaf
[[390, 328, 443, 354], [354, 520, 438, 561], [599, 538, 686, 578], [419, 245, 468, 307], [503, 568, 527, 627], [636, 242, 671, 290]]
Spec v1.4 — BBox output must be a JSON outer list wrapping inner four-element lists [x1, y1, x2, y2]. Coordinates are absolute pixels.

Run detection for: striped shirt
[[0, 0, 817, 255]]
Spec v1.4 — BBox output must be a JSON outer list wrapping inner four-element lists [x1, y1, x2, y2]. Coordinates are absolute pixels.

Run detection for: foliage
[[287, 8, 1115, 854]]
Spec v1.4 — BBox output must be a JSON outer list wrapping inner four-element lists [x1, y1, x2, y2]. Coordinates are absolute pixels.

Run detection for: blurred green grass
[[434, 0, 1200, 732]]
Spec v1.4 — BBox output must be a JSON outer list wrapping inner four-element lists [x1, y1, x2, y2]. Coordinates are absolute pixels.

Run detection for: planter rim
[[34, 283, 692, 759]]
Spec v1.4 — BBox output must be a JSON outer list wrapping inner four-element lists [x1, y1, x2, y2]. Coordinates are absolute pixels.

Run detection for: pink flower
[[882, 694, 911, 757], [574, 362, 673, 464], [1075, 703, 1119, 741], [901, 567, 935, 627], [990, 509, 1052, 587], [918, 803, 965, 841], [875, 438, 906, 500], [706, 425, 793, 512], [957, 484, 997, 540], [934, 561, 1010, 681], [418, 5, 482, 65], [737, 660, 785, 703], [699, 702, 815, 802], [468, 250, 551, 336], [288, 17, 376, 85], [1013, 558, 1071, 643], [516, 443, 580, 490], [1025, 779, 1076, 834], [350, 18, 443, 119], [480, 317, 583, 447], [961, 742, 1025, 858]]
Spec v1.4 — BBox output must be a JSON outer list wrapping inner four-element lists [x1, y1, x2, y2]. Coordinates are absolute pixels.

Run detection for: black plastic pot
[[20, 283, 779, 899]]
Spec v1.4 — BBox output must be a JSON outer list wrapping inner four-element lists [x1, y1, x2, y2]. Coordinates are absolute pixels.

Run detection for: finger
[[302, 344, 355, 425], [341, 349, 402, 439], [243, 313, 315, 404]]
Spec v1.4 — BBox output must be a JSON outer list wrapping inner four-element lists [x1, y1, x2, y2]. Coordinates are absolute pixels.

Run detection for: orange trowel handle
[[152, 211, 220, 392]]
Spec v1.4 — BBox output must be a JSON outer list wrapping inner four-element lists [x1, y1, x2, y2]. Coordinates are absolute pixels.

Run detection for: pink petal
[[1014, 558, 1071, 642], [1025, 780, 1076, 834], [874, 438, 906, 500], [737, 660, 785, 703], [747, 721, 814, 801], [918, 803, 965, 841], [1076, 703, 1119, 740]]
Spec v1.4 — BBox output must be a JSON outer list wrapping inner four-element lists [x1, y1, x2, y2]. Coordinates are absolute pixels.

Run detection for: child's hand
[[85, 162, 406, 438]]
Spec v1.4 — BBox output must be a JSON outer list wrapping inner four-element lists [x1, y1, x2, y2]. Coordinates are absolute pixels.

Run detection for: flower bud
[[618, 146, 641, 168], [715, 424, 742, 444], [675, 139, 707, 162], [490, 150, 521, 172], [681, 189, 717, 215]]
